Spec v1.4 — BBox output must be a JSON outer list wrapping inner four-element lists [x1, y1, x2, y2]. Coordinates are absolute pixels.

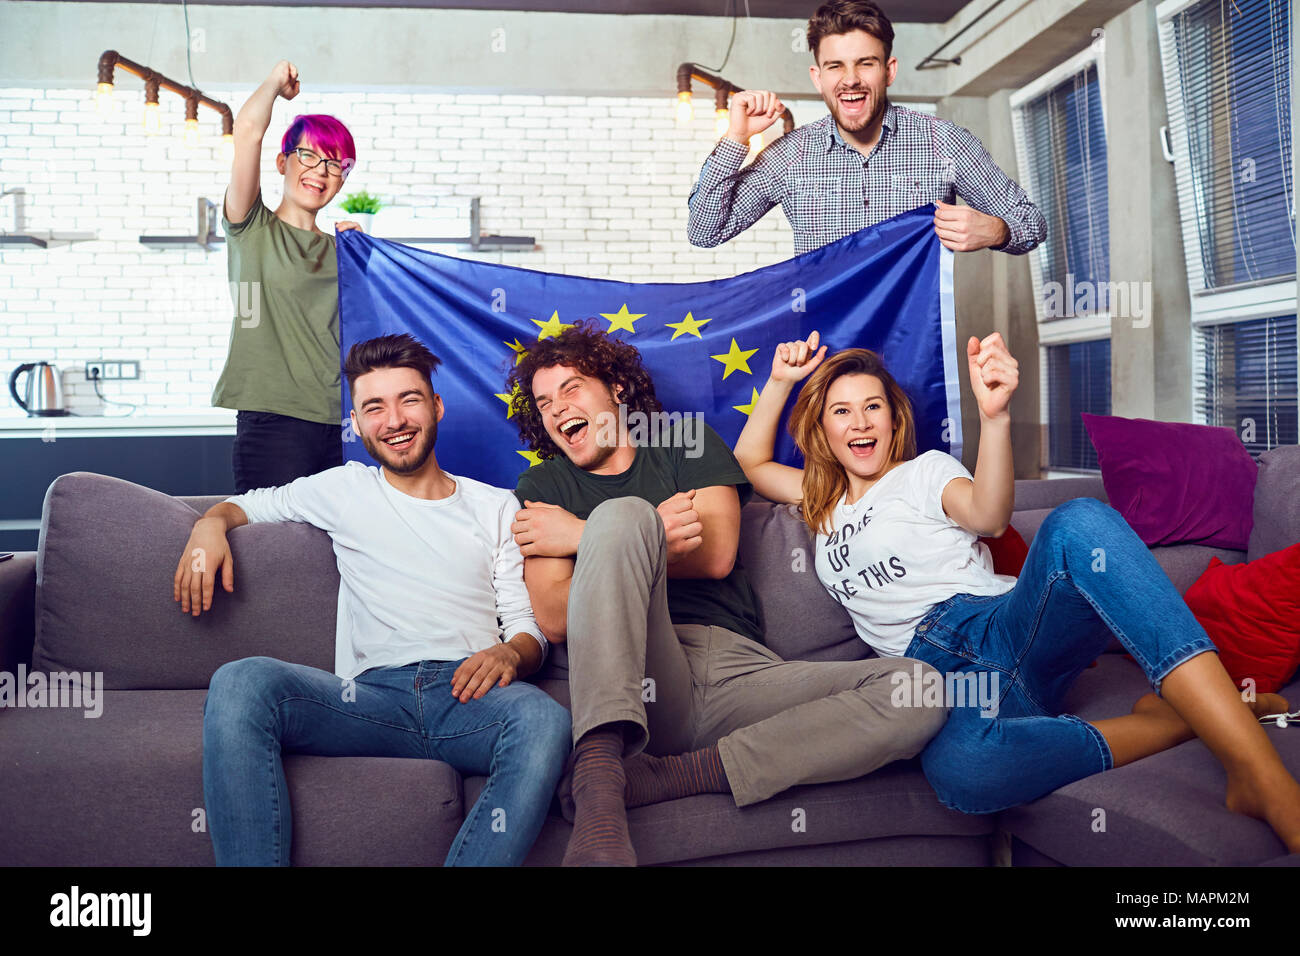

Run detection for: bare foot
[[1225, 771, 1300, 855]]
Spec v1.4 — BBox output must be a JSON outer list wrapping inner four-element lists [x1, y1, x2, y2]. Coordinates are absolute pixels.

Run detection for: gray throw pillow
[[738, 500, 870, 663], [33, 473, 337, 689]]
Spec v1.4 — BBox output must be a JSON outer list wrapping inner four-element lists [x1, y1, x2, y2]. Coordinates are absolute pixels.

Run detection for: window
[[1160, 0, 1294, 295], [1011, 49, 1111, 472], [1012, 56, 1110, 322], [1196, 314, 1298, 457], [1159, 0, 1296, 453], [1045, 339, 1111, 471]]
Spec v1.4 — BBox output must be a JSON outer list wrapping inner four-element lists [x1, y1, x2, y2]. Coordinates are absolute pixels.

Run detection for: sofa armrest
[[0, 551, 37, 671]]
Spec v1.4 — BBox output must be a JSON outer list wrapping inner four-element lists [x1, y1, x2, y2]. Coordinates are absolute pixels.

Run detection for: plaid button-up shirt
[[688, 103, 1046, 256]]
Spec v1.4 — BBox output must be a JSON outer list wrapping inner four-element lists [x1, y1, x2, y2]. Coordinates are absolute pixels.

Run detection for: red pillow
[[980, 525, 1029, 577], [1183, 543, 1300, 694]]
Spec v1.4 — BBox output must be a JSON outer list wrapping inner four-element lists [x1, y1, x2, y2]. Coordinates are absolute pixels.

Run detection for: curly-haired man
[[505, 322, 948, 866]]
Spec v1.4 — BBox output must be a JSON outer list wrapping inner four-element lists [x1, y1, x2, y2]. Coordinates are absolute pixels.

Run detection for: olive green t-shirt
[[514, 422, 764, 644], [212, 191, 341, 425]]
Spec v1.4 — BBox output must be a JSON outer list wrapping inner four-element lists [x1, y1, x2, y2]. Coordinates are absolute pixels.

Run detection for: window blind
[[1020, 62, 1109, 318], [1196, 314, 1298, 456], [1164, 0, 1294, 292], [1047, 338, 1112, 470]]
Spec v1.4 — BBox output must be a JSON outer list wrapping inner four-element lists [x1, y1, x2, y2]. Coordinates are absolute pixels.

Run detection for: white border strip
[[939, 245, 964, 461]]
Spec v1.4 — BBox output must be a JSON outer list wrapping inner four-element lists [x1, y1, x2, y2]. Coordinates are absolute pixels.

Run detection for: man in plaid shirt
[[688, 0, 1045, 257]]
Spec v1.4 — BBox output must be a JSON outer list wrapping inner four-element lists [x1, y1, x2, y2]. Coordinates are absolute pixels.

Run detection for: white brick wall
[[0, 86, 832, 417]]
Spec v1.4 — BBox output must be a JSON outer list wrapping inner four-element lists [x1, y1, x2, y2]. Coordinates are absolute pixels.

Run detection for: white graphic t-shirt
[[814, 450, 1016, 658]]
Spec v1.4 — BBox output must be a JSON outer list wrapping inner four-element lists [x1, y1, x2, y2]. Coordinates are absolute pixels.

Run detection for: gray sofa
[[1, 445, 1297, 866]]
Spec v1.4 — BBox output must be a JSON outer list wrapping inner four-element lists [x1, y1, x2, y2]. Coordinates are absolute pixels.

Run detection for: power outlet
[[85, 360, 140, 381]]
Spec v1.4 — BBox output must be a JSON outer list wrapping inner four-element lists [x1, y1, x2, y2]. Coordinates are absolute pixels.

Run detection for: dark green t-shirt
[[514, 422, 763, 643], [212, 191, 341, 425]]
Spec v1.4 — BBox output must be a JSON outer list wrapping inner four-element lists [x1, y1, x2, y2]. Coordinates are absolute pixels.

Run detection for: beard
[[362, 419, 437, 475], [826, 85, 887, 134]]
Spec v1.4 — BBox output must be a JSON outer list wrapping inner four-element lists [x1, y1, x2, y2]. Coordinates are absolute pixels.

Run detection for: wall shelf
[[139, 197, 223, 251], [0, 189, 95, 248], [382, 198, 535, 251], [0, 232, 97, 248]]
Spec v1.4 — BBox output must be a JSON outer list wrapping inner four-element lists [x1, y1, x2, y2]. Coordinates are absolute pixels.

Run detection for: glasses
[[288, 147, 352, 178]]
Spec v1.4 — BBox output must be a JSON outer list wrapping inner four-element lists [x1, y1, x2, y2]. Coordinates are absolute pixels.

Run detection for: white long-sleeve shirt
[[227, 461, 544, 680]]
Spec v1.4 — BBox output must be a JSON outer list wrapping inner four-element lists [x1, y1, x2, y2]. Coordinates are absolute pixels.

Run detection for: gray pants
[[566, 497, 950, 807]]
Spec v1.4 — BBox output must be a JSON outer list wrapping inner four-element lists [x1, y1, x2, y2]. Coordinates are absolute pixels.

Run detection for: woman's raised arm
[[225, 61, 300, 223], [733, 331, 827, 505]]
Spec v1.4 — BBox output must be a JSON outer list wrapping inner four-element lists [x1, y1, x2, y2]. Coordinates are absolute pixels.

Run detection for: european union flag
[[337, 205, 961, 488]]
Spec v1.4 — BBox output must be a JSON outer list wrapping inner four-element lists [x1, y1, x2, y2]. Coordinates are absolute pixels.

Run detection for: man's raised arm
[[687, 91, 788, 248]]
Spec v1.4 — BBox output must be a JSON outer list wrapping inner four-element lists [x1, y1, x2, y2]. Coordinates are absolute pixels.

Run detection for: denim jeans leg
[[417, 663, 571, 867], [202, 657, 426, 866], [910, 497, 1219, 813], [1010, 497, 1218, 695], [918, 698, 1112, 813]]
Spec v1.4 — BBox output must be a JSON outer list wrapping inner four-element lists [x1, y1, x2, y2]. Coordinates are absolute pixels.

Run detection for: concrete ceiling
[[62, 0, 976, 24]]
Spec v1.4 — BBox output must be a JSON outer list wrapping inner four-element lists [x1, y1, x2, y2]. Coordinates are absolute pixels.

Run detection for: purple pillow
[[1081, 414, 1257, 550]]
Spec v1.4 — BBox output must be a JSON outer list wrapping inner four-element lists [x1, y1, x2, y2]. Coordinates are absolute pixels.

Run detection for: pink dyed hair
[[280, 114, 356, 176]]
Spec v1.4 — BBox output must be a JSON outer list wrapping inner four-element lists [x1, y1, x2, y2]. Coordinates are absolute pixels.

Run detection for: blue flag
[[337, 205, 961, 488]]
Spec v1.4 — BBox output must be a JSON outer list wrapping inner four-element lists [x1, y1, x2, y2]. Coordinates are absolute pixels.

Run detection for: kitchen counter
[[0, 411, 237, 439]]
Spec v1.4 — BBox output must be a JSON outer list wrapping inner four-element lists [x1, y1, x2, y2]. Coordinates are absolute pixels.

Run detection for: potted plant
[[340, 191, 382, 233]]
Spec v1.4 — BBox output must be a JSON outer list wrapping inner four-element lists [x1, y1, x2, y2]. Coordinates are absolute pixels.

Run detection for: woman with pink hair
[[213, 60, 362, 493]]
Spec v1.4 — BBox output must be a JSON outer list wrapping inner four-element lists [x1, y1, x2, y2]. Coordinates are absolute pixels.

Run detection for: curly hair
[[505, 320, 662, 460]]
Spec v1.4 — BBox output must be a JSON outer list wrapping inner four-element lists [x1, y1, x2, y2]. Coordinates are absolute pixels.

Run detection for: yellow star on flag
[[733, 388, 761, 416], [495, 385, 521, 419], [711, 338, 759, 379], [666, 312, 712, 341], [532, 311, 573, 341], [517, 449, 543, 467], [601, 304, 645, 334], [503, 338, 527, 365]]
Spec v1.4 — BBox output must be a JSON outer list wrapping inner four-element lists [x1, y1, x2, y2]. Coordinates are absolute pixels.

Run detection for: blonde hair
[[788, 348, 917, 536]]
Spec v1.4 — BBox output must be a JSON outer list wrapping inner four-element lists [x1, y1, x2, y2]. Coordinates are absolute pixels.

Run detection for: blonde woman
[[733, 330, 1300, 852]]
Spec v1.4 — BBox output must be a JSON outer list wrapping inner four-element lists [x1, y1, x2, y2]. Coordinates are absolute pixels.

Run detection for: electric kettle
[[9, 362, 70, 416]]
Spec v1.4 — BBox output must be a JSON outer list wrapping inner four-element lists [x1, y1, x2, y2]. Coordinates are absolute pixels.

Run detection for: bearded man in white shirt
[[174, 333, 570, 866]]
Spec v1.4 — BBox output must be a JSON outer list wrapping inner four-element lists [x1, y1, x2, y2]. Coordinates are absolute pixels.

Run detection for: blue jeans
[[202, 656, 571, 866], [904, 497, 1218, 814]]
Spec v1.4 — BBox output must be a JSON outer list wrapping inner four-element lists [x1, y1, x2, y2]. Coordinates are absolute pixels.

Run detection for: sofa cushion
[[1001, 657, 1300, 866], [1184, 545, 1300, 694], [0, 689, 464, 865], [981, 525, 1028, 576], [33, 473, 337, 689], [1153, 544, 1247, 596], [1082, 414, 1257, 550], [738, 500, 868, 662], [465, 759, 995, 866], [1249, 444, 1300, 561]]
